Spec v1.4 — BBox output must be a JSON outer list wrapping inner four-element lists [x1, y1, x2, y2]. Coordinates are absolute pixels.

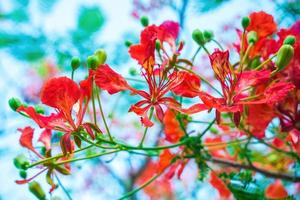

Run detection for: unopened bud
[[284, 35, 296, 46], [192, 29, 205, 46], [29, 181, 46, 200], [8, 97, 22, 111], [87, 55, 99, 70], [125, 40, 132, 47], [140, 16, 149, 27], [155, 40, 161, 51], [276, 44, 294, 70], [94, 49, 107, 65], [247, 31, 257, 44], [13, 154, 29, 170], [19, 170, 27, 179], [203, 30, 214, 42], [71, 57, 81, 71], [129, 67, 137, 76], [241, 16, 250, 29], [34, 105, 44, 114]]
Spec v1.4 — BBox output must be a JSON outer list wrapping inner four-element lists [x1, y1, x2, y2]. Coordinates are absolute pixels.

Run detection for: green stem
[[55, 174, 72, 200], [191, 47, 201, 64], [139, 107, 154, 147], [27, 145, 93, 168], [117, 173, 161, 200], [55, 150, 120, 165], [254, 54, 277, 70], [212, 39, 224, 50], [95, 87, 114, 142], [199, 119, 216, 137], [91, 82, 98, 126], [71, 70, 75, 80]]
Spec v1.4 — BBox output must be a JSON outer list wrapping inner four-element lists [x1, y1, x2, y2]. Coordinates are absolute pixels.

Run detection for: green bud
[[284, 35, 296, 46], [55, 165, 71, 175], [125, 40, 132, 47], [34, 105, 44, 114], [247, 31, 257, 44], [40, 146, 46, 156], [87, 55, 99, 70], [155, 39, 161, 51], [71, 57, 81, 71], [19, 170, 27, 179], [94, 49, 107, 65], [13, 154, 29, 170], [129, 67, 137, 76], [192, 29, 205, 46], [8, 97, 22, 111], [140, 16, 149, 27], [29, 181, 46, 200], [275, 44, 294, 70], [250, 57, 261, 69], [241, 16, 250, 29], [203, 30, 214, 42]]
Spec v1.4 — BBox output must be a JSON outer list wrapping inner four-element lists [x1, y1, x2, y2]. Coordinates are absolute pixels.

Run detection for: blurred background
[[0, 0, 299, 199]]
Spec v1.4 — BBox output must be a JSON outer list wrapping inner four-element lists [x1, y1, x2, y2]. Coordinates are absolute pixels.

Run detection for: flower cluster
[[10, 11, 300, 199]]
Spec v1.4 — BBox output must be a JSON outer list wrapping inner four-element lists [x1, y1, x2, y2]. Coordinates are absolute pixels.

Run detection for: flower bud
[[19, 170, 27, 179], [192, 29, 205, 46], [8, 97, 22, 111], [241, 16, 250, 29], [13, 154, 29, 170], [71, 57, 81, 71], [155, 39, 161, 51], [29, 181, 46, 200], [247, 31, 257, 44], [94, 49, 107, 65], [203, 30, 214, 42], [129, 67, 137, 76], [87, 55, 99, 70], [34, 105, 45, 114], [140, 16, 149, 27], [284, 35, 296, 46], [276, 44, 294, 70], [55, 165, 71, 175], [124, 40, 132, 47]]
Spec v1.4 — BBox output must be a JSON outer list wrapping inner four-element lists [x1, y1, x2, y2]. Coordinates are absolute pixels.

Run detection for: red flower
[[247, 11, 277, 38], [18, 76, 94, 154], [18, 127, 43, 158], [171, 71, 201, 98], [265, 180, 288, 199], [129, 21, 179, 71]]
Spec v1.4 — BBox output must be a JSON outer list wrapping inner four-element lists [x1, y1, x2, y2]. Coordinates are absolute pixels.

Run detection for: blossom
[[265, 180, 288, 199], [247, 11, 277, 38]]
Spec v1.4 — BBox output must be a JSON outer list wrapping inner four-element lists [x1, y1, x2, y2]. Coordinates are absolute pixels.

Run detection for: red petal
[[209, 171, 231, 199], [82, 123, 95, 140], [95, 64, 130, 94], [60, 133, 74, 155], [18, 127, 35, 152], [157, 21, 179, 51], [154, 104, 164, 122], [247, 11, 277, 38], [79, 70, 93, 99], [157, 149, 174, 173], [41, 76, 80, 113], [264, 82, 295, 104], [38, 129, 52, 150], [163, 109, 185, 143], [265, 180, 288, 199], [171, 71, 201, 98], [141, 115, 154, 127]]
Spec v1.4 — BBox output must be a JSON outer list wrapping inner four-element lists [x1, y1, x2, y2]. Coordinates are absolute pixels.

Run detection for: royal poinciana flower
[[17, 75, 95, 155]]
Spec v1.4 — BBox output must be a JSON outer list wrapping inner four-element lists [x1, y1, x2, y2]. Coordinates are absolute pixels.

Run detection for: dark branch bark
[[208, 157, 300, 182]]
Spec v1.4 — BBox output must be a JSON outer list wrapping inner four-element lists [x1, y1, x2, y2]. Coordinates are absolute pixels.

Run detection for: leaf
[[77, 7, 105, 34]]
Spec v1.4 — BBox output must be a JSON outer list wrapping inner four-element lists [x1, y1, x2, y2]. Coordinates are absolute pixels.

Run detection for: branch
[[208, 157, 300, 182]]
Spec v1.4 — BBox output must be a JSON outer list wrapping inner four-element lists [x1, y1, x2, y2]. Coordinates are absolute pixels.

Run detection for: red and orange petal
[[247, 11, 277, 38], [171, 71, 201, 98], [163, 109, 185, 143], [157, 149, 174, 173], [95, 64, 130, 94], [129, 25, 157, 69], [41, 76, 81, 113], [265, 180, 288, 199], [209, 171, 232, 199], [209, 49, 231, 83]]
